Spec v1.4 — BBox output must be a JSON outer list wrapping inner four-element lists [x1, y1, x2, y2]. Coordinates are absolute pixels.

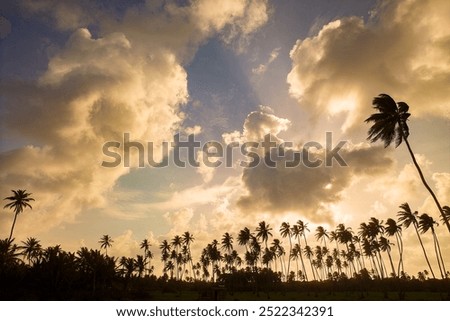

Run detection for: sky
[[1, 0, 449, 277]]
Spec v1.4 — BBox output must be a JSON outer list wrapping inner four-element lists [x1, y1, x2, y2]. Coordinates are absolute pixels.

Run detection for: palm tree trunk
[[413, 225, 436, 278], [286, 237, 292, 279], [403, 136, 450, 233], [434, 234, 447, 278], [386, 249, 396, 277], [297, 236, 309, 281], [432, 234, 445, 279], [431, 229, 446, 279], [395, 233, 404, 276], [8, 211, 19, 242]]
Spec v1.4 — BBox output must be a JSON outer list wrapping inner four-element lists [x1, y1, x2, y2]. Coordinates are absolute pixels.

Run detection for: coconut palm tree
[[221, 232, 234, 254], [159, 240, 171, 274], [397, 203, 435, 278], [98, 234, 113, 256], [182, 231, 195, 280], [135, 255, 146, 277], [256, 221, 272, 249], [418, 213, 447, 279], [290, 224, 308, 281], [4, 190, 35, 242], [237, 227, 252, 252], [20, 237, 42, 265], [336, 224, 356, 273], [271, 238, 285, 276], [365, 94, 449, 233], [140, 239, 152, 276], [303, 245, 317, 280], [379, 236, 396, 277], [280, 222, 293, 279], [296, 220, 313, 280], [315, 226, 329, 248], [385, 218, 404, 276]]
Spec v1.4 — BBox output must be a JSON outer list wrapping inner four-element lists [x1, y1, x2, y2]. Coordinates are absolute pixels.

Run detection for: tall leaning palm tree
[[397, 203, 435, 278], [365, 94, 449, 233], [280, 222, 293, 279], [4, 190, 35, 242], [418, 213, 447, 279], [182, 231, 196, 280], [385, 218, 404, 276]]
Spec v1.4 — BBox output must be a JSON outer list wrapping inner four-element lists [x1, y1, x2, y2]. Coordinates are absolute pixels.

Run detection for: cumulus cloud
[[237, 142, 395, 223], [287, 0, 450, 131], [222, 105, 290, 144], [0, 0, 270, 237]]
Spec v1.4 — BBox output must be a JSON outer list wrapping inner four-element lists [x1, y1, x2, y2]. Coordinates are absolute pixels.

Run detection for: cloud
[[237, 142, 394, 223], [222, 105, 290, 144], [1, 1, 270, 237], [287, 0, 450, 131], [163, 208, 195, 235], [252, 47, 281, 75], [109, 229, 140, 259]]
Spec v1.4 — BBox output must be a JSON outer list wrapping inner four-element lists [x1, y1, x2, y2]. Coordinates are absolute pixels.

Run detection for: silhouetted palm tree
[[4, 190, 35, 242], [379, 236, 395, 277], [256, 221, 272, 249], [140, 239, 152, 276], [365, 94, 449, 232], [20, 237, 42, 265], [271, 238, 285, 275], [280, 222, 293, 279], [296, 220, 313, 280], [397, 203, 435, 278], [99, 234, 113, 256], [290, 224, 308, 280], [385, 218, 404, 276], [135, 255, 145, 277], [182, 231, 195, 280], [315, 226, 329, 248], [237, 227, 251, 252], [418, 213, 447, 279], [221, 232, 234, 254]]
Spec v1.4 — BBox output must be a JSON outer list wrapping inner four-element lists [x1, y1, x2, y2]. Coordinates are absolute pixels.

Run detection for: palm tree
[[159, 240, 171, 274], [140, 239, 152, 276], [379, 236, 396, 277], [397, 203, 435, 278], [135, 255, 146, 277], [442, 206, 450, 226], [297, 220, 313, 279], [418, 213, 447, 279], [20, 237, 42, 265], [221, 232, 234, 254], [182, 231, 195, 280], [98, 234, 113, 256], [256, 221, 272, 249], [4, 190, 35, 242], [291, 224, 308, 281], [271, 238, 285, 275], [237, 227, 252, 252], [385, 218, 404, 276], [171, 235, 183, 279], [280, 222, 293, 279], [365, 94, 449, 233], [315, 226, 329, 248], [336, 224, 357, 274]]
